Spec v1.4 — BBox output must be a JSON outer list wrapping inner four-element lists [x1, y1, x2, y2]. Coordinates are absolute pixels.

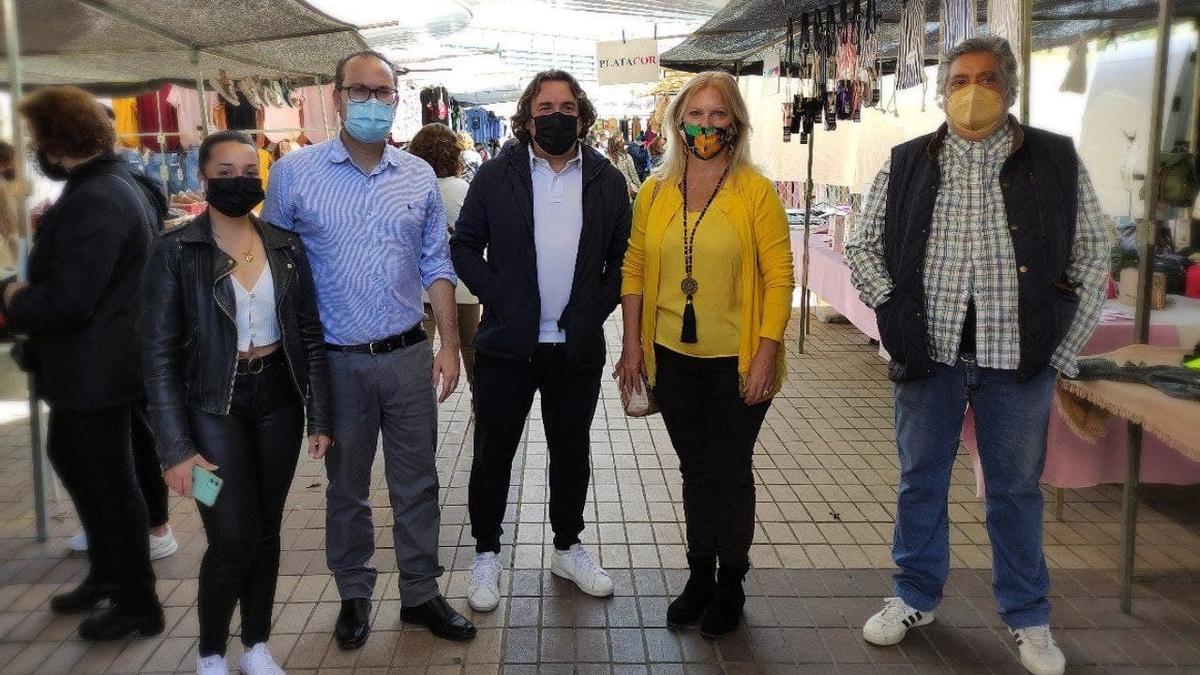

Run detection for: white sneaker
[[468, 552, 502, 612], [1010, 625, 1065, 675], [550, 544, 614, 598], [862, 597, 935, 646], [195, 654, 228, 675], [239, 643, 285, 675], [149, 526, 178, 560], [67, 531, 88, 552]]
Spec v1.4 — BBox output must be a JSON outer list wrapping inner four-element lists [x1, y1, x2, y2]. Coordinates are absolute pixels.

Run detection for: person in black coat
[[142, 131, 333, 673], [0, 86, 165, 641], [450, 70, 631, 612]]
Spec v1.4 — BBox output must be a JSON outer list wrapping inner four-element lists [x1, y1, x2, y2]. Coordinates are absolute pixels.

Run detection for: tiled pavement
[[1, 317, 1199, 674]]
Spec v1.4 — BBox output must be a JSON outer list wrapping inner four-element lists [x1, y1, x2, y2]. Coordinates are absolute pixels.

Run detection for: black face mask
[[205, 176, 265, 218], [532, 112, 579, 156], [36, 151, 69, 182]]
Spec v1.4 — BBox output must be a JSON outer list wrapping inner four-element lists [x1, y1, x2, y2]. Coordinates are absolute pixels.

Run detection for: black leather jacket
[[141, 212, 332, 469]]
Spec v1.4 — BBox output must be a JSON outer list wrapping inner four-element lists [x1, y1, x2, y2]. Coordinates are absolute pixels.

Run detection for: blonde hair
[[653, 71, 754, 185], [456, 131, 475, 151]]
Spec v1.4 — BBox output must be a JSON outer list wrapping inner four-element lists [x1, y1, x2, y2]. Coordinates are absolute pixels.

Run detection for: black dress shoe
[[335, 598, 372, 650], [79, 606, 164, 641], [50, 582, 117, 614], [400, 595, 476, 641]]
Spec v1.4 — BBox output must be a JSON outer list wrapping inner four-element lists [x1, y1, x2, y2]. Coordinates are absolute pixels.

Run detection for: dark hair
[[103, 105, 115, 121], [0, 141, 13, 167], [19, 86, 115, 159], [334, 49, 399, 91], [511, 70, 596, 145], [198, 130, 257, 173], [407, 123, 462, 178]]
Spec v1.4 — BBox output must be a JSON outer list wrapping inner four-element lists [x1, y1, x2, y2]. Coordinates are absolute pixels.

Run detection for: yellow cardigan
[[621, 165, 795, 394]]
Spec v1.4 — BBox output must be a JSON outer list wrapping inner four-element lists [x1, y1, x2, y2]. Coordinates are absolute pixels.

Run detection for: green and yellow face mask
[[680, 122, 735, 160]]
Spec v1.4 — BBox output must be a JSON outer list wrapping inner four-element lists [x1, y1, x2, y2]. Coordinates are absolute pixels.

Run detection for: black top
[[3, 154, 167, 409]]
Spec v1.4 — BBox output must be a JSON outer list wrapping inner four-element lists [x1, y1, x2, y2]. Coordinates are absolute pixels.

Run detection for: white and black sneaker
[[1010, 625, 1065, 675], [862, 597, 935, 646]]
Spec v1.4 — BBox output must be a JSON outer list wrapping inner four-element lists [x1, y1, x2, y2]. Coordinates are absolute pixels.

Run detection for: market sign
[[596, 38, 660, 85]]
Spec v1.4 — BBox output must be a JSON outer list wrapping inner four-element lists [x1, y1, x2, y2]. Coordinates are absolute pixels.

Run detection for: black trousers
[[189, 357, 303, 657], [469, 346, 602, 553], [131, 402, 169, 528], [654, 345, 771, 568], [47, 404, 159, 613]]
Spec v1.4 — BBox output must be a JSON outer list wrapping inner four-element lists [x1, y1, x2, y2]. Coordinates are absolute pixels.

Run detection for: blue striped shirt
[[262, 136, 456, 346]]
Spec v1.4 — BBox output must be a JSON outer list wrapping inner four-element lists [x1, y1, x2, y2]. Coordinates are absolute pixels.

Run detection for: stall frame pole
[[797, 130, 816, 353], [3, 0, 49, 543], [1019, 0, 1032, 122], [1121, 0, 1175, 615], [192, 49, 208, 134]]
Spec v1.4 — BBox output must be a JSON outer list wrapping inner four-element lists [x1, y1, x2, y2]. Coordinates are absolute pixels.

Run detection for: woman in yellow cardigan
[[616, 71, 794, 639]]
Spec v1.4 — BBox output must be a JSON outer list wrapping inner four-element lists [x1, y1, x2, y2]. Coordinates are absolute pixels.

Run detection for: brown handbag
[[621, 376, 659, 417]]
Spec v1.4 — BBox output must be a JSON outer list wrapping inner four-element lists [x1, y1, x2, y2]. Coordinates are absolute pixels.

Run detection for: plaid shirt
[[847, 122, 1111, 376]]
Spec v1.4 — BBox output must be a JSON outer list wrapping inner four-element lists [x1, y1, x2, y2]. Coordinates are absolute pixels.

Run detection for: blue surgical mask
[[343, 99, 395, 144]]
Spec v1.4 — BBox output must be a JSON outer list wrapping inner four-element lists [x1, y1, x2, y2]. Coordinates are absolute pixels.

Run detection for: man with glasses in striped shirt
[[263, 50, 475, 648]]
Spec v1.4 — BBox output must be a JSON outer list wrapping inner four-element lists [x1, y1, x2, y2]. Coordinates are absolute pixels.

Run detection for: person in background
[[143, 130, 334, 675], [845, 36, 1110, 675], [607, 134, 642, 200], [65, 105, 178, 564], [627, 132, 651, 182], [0, 141, 21, 267], [459, 131, 483, 183], [474, 142, 489, 162], [408, 123, 481, 401], [616, 71, 794, 639], [263, 49, 475, 647], [0, 85, 166, 641], [451, 69, 631, 613]]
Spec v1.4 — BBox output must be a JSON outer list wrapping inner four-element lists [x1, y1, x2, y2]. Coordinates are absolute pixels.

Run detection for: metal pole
[[1019, 0, 1032, 122], [1121, 0, 1174, 616], [1191, 19, 1200, 155], [3, 0, 49, 543], [192, 49, 208, 135], [798, 129, 816, 354], [318, 83, 331, 138]]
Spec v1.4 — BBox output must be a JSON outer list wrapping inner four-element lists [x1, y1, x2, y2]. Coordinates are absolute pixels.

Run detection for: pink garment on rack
[[264, 105, 302, 143], [166, 85, 217, 147], [136, 85, 181, 152], [297, 85, 336, 143]]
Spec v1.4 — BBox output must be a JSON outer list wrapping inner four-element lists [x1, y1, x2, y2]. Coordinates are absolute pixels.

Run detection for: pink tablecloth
[[787, 228, 1200, 489], [793, 232, 879, 341], [962, 298, 1200, 490]]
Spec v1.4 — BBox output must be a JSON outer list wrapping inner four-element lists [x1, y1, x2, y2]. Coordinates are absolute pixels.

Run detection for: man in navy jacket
[[450, 69, 631, 613]]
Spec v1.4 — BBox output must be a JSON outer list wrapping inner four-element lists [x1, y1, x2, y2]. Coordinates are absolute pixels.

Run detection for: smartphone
[[192, 465, 223, 507]]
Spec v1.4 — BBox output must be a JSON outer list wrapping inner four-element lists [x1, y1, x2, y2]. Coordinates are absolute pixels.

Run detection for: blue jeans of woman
[[891, 355, 1056, 629]]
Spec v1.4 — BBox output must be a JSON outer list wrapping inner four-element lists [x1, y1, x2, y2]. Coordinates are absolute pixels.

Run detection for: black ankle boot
[[700, 563, 748, 639], [667, 555, 716, 628], [50, 580, 117, 614], [79, 605, 165, 641]]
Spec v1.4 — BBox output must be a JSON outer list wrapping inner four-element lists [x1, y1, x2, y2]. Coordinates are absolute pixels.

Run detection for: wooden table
[[1056, 345, 1200, 613]]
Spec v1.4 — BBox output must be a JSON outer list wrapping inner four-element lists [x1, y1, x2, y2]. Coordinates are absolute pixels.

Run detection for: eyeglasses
[[339, 85, 398, 105]]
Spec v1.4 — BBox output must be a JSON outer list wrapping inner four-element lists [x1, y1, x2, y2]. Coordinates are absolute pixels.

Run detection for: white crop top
[[232, 265, 281, 352]]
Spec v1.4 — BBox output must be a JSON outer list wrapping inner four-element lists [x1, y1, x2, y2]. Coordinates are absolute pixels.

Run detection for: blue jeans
[[892, 356, 1055, 629]]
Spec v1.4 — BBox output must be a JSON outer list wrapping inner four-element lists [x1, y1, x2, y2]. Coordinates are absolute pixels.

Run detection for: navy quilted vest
[[878, 123, 1080, 382]]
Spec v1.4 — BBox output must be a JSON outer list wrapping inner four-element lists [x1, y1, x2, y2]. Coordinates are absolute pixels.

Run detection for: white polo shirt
[[529, 144, 584, 344]]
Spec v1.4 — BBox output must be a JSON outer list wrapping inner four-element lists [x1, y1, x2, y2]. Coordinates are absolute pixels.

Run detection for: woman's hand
[[309, 433, 333, 460], [163, 454, 219, 498], [613, 343, 647, 399], [743, 339, 780, 406]]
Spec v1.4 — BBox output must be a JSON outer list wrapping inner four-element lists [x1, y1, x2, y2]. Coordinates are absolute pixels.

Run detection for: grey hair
[[936, 36, 1020, 110]]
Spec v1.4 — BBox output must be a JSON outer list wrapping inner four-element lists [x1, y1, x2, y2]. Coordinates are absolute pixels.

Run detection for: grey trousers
[[325, 343, 443, 604]]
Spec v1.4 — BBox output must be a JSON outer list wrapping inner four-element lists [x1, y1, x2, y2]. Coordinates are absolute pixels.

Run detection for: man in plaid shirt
[[846, 36, 1110, 675]]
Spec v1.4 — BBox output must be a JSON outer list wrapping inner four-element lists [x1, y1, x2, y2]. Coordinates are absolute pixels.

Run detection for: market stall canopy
[[0, 0, 369, 94], [661, 0, 1200, 73]]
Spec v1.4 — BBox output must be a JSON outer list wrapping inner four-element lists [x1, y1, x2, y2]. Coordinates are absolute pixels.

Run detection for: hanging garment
[[237, 79, 265, 109], [987, 0, 1021, 58], [211, 70, 239, 105], [420, 86, 450, 125], [940, 0, 978, 56], [896, 0, 928, 91], [463, 108, 491, 144], [297, 84, 335, 143], [210, 100, 228, 131], [257, 147, 273, 191], [224, 91, 258, 131], [264, 104, 302, 143], [391, 81, 423, 142], [111, 97, 140, 149], [166, 85, 216, 147], [1060, 39, 1089, 94], [136, 86, 181, 152], [631, 117, 642, 138]]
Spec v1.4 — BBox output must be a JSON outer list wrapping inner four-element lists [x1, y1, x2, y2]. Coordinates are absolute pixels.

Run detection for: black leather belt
[[325, 327, 427, 355], [236, 349, 286, 375]]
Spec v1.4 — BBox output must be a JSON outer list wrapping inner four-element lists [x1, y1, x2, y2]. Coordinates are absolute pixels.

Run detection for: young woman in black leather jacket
[[142, 130, 332, 675]]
